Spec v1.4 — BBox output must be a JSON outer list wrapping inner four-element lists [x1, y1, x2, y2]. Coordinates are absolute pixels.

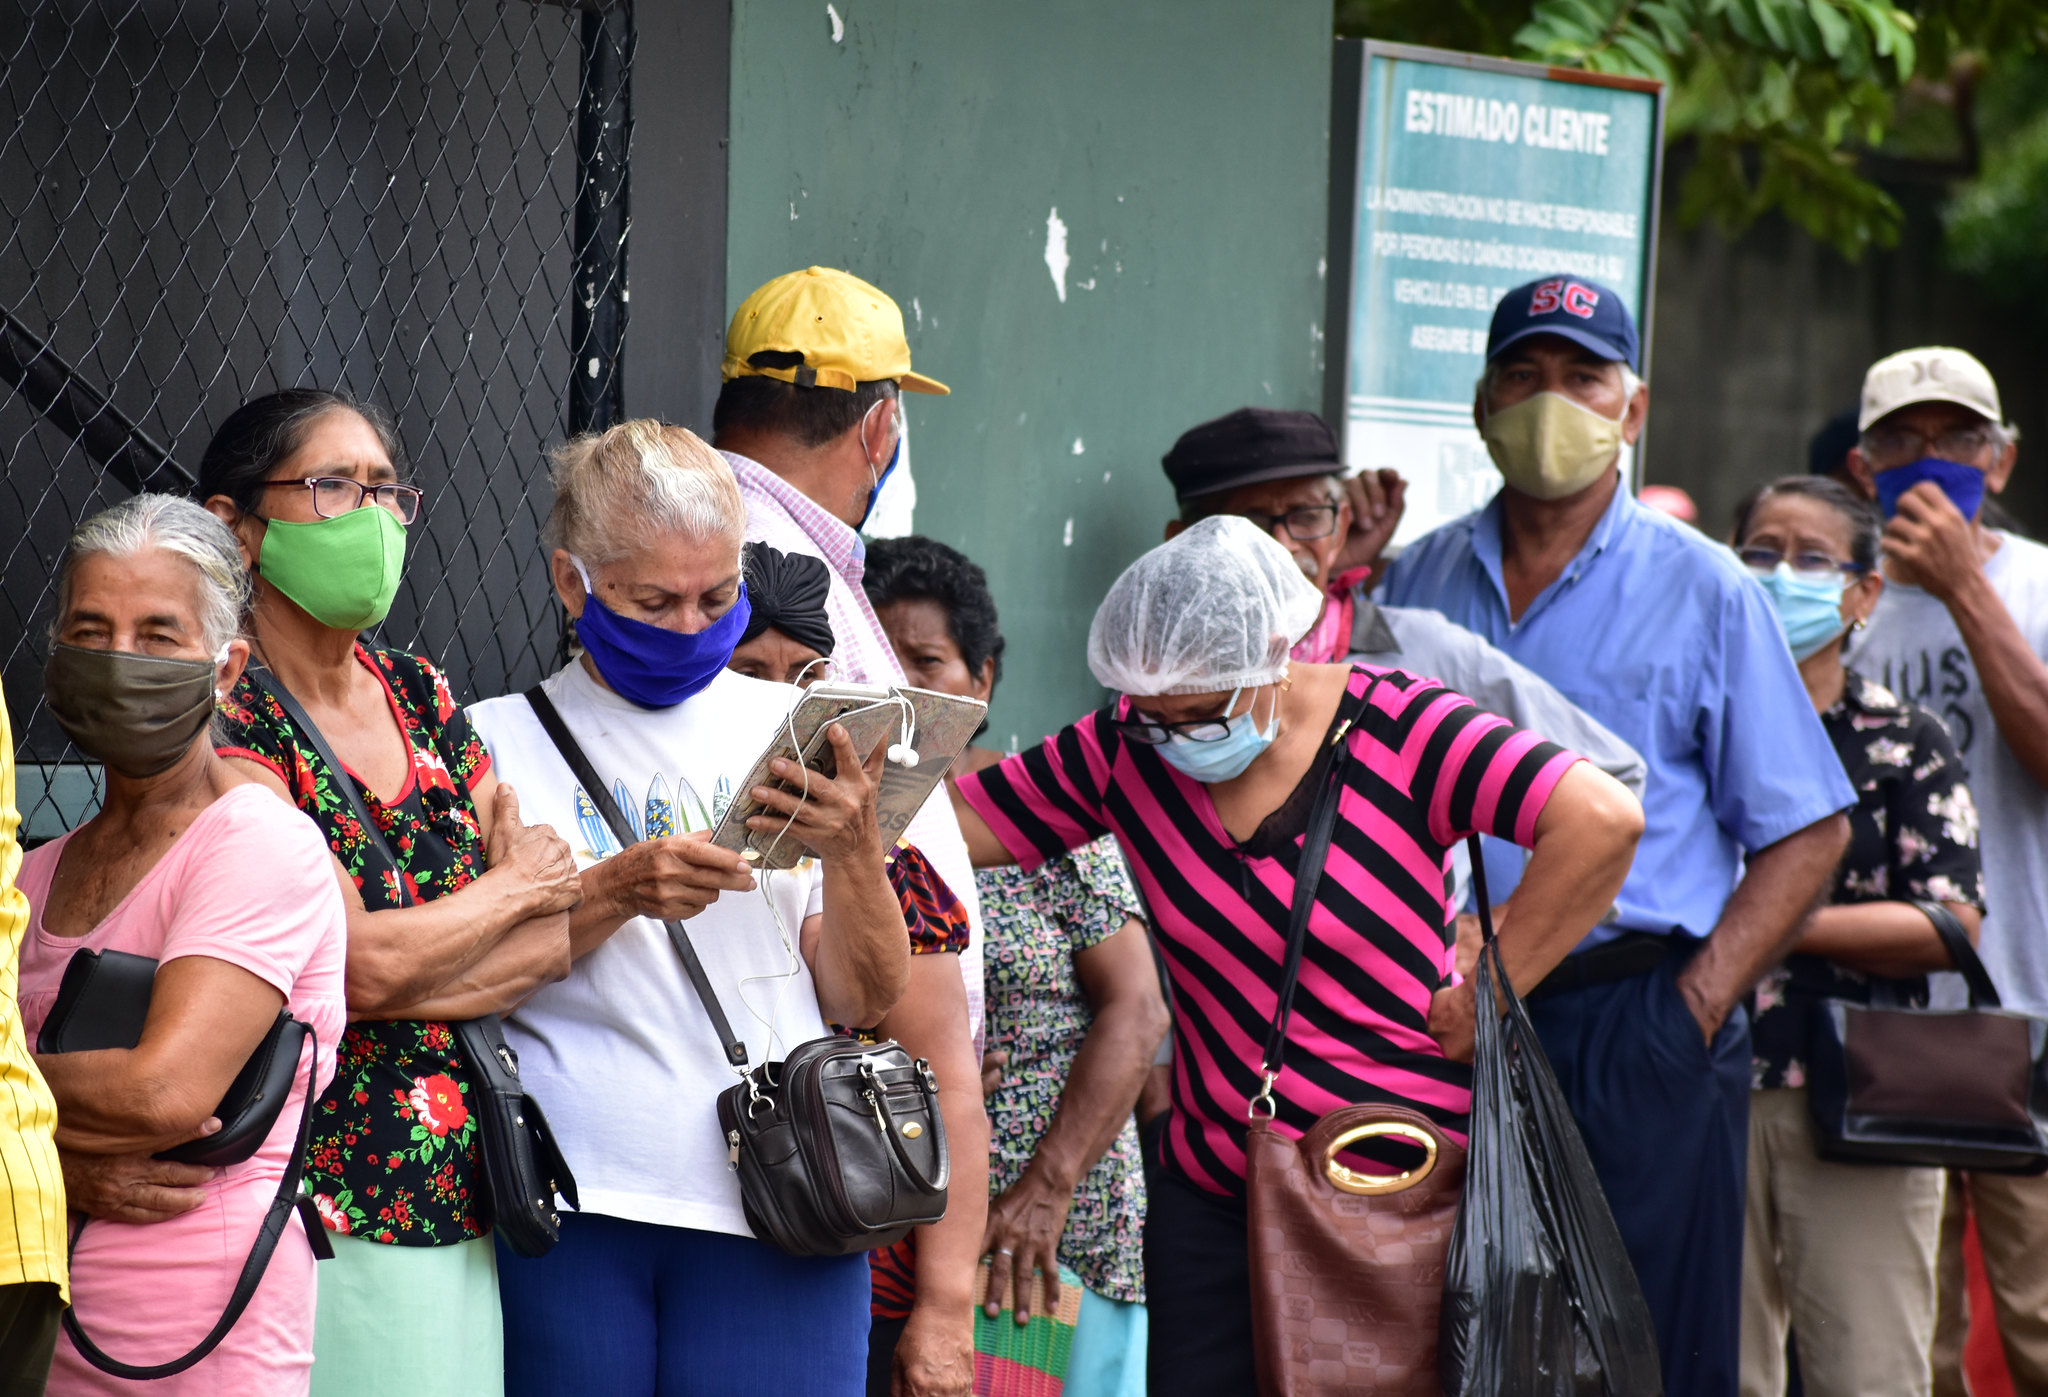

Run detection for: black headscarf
[[740, 542, 837, 656]]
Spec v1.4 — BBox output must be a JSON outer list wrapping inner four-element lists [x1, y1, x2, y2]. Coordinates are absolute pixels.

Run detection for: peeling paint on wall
[[827, 4, 845, 42], [1063, 517, 1074, 546], [1071, 437, 1084, 454], [1044, 207, 1069, 303]]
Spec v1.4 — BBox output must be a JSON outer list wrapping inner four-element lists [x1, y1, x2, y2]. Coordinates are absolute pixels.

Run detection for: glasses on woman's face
[[1736, 547, 1865, 578], [1863, 424, 2000, 466], [261, 476, 423, 524], [1110, 688, 1244, 745], [1236, 504, 1340, 541]]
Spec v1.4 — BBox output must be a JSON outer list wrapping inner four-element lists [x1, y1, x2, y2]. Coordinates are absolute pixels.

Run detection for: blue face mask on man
[[571, 556, 752, 709], [1154, 685, 1280, 784], [1755, 565, 1849, 662], [858, 437, 901, 532], [1873, 457, 1986, 522]]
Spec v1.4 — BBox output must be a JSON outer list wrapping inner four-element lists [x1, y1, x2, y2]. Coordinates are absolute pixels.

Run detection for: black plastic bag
[[1439, 836, 1663, 1396]]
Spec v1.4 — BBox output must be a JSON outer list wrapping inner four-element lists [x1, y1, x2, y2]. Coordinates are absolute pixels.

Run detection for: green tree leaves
[[1339, 0, 2048, 260]]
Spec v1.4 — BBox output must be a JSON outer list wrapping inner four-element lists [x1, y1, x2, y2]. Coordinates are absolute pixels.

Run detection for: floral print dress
[[217, 644, 492, 1244], [979, 836, 1148, 1304], [1749, 670, 1987, 1090]]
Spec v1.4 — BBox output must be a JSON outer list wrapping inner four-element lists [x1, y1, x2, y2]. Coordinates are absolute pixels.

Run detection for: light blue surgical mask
[[1756, 564, 1849, 661], [1155, 686, 1280, 784]]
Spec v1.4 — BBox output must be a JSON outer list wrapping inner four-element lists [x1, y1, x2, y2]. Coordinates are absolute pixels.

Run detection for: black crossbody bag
[[245, 666, 579, 1257], [37, 947, 327, 1379], [522, 685, 949, 1257]]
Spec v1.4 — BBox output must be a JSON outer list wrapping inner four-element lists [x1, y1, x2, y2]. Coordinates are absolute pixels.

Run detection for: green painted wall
[[726, 0, 1335, 749]]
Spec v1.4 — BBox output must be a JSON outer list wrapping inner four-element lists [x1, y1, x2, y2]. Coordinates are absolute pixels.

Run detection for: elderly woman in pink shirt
[[20, 495, 346, 1395]]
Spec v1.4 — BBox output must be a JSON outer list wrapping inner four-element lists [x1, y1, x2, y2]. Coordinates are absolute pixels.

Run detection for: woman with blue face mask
[[945, 515, 1646, 1396], [1732, 476, 1986, 1397], [465, 421, 912, 1397]]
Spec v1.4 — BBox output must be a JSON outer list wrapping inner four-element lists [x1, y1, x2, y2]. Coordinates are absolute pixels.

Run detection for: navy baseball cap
[[1486, 275, 1640, 372]]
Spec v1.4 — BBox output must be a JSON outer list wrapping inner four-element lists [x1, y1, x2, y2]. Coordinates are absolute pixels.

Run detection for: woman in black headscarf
[[727, 542, 838, 685]]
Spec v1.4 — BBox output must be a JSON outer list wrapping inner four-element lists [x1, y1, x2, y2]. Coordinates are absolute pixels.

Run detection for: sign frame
[[1325, 39, 1666, 530]]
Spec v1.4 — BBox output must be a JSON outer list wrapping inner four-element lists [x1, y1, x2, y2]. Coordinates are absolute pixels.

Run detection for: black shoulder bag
[[1806, 900, 2048, 1173], [37, 946, 328, 1379], [244, 666, 580, 1257], [522, 685, 949, 1257]]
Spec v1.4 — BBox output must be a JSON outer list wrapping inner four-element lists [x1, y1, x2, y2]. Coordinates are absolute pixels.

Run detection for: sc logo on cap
[[1529, 278, 1600, 320]]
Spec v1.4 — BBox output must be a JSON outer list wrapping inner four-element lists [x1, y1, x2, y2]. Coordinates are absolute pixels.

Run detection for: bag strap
[[62, 1027, 329, 1379], [1250, 676, 1376, 1120], [1915, 899, 2001, 1008], [244, 664, 417, 912], [522, 686, 750, 1069]]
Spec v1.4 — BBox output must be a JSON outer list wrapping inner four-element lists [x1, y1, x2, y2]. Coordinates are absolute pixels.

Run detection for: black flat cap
[[1161, 407, 1343, 503]]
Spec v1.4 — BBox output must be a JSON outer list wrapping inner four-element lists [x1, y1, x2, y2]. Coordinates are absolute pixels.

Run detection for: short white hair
[[1476, 361, 1643, 406], [54, 494, 249, 653], [545, 419, 746, 565]]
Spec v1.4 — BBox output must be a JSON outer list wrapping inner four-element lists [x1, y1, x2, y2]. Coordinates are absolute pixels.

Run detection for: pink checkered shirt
[[723, 450, 986, 1039]]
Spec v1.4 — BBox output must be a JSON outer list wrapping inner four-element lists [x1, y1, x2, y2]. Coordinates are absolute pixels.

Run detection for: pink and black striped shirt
[[956, 665, 1581, 1197]]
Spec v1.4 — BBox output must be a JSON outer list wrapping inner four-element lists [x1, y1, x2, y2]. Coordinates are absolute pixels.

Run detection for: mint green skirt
[[310, 1234, 503, 1397]]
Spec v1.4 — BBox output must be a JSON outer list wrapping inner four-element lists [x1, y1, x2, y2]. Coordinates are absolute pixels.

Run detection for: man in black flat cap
[[1161, 405, 1645, 802]]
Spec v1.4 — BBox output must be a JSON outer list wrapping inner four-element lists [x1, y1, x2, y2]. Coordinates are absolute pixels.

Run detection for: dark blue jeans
[[1528, 957, 1751, 1397], [497, 1213, 870, 1397]]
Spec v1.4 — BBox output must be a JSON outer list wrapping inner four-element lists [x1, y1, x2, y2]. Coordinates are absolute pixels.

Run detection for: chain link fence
[[1, 0, 633, 839]]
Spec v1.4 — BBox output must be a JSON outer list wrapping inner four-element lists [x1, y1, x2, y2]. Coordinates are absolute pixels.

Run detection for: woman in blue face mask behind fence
[[203, 390, 583, 1397], [1732, 475, 1987, 1397], [465, 420, 912, 1397]]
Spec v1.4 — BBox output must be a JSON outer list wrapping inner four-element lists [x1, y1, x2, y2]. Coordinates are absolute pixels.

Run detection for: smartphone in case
[[708, 685, 902, 868]]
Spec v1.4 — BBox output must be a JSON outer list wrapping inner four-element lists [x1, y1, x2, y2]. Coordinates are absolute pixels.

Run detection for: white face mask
[[1480, 391, 1627, 501]]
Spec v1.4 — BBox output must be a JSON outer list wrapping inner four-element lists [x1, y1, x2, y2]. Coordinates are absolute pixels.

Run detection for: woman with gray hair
[[18, 494, 347, 1393], [467, 420, 911, 1395], [201, 390, 581, 1397]]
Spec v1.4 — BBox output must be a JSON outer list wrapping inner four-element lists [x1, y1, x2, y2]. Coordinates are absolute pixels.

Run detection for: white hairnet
[[1087, 514, 1325, 696]]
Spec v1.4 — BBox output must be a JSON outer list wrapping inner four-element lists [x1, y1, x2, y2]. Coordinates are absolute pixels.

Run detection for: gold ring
[[1322, 1122, 1438, 1195]]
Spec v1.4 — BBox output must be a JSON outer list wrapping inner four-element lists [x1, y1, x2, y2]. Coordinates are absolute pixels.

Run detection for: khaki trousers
[[1740, 1087, 1945, 1397], [1932, 1169, 2048, 1396]]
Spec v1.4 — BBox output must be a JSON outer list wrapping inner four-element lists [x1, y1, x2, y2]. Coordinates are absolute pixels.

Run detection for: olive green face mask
[[45, 643, 222, 778], [258, 505, 408, 630]]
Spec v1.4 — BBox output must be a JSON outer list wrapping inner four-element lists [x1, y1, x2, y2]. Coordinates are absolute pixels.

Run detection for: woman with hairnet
[[948, 515, 1644, 1394]]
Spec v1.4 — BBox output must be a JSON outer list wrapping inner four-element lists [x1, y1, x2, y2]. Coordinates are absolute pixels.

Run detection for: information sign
[[1333, 42, 1665, 546]]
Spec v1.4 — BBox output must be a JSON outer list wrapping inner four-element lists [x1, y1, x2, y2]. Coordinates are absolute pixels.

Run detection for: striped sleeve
[[1394, 684, 1581, 850], [956, 714, 1116, 871]]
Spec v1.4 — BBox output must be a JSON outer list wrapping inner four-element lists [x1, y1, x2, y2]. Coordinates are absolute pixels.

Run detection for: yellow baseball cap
[[722, 266, 950, 396]]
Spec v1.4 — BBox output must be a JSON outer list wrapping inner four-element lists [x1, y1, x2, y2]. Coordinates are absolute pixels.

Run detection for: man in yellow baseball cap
[[712, 266, 984, 1397]]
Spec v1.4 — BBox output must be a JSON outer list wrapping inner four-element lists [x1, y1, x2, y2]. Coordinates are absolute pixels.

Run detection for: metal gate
[[1, 0, 633, 838]]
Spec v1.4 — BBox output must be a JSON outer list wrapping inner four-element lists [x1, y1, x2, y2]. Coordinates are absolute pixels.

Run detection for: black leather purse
[[523, 686, 950, 1257], [1807, 901, 2048, 1173], [36, 947, 328, 1379], [244, 666, 579, 1257]]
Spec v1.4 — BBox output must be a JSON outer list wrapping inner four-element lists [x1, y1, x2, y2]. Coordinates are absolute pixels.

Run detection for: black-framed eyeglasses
[[1736, 547, 1867, 578], [260, 476, 423, 524], [1235, 504, 1340, 542], [1862, 424, 2001, 465], [1109, 688, 1245, 745]]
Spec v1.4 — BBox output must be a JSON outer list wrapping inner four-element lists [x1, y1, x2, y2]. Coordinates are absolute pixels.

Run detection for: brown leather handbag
[[1245, 681, 1465, 1395]]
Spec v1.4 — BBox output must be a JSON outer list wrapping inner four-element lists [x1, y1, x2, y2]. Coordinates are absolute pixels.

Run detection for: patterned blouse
[[979, 837, 1147, 1304], [1750, 670, 1986, 1090], [217, 644, 493, 1245]]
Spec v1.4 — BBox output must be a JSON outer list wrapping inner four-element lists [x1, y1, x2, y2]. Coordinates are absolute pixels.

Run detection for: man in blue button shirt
[[1381, 276, 1854, 1397]]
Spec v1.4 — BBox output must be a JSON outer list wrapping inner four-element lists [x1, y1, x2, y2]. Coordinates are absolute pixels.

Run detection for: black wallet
[[37, 947, 307, 1166]]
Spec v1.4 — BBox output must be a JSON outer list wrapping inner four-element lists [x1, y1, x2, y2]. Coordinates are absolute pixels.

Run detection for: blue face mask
[[1874, 457, 1986, 521], [571, 557, 752, 709], [1755, 564, 1849, 662], [1154, 686, 1280, 784], [857, 437, 902, 532]]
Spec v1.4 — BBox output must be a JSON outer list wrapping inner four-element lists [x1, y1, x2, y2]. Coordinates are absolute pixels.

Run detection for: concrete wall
[[723, 0, 1336, 750]]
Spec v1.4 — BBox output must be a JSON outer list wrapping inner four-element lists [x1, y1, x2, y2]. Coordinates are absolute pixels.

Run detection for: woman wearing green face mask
[[201, 390, 582, 1397], [1732, 476, 1986, 1397]]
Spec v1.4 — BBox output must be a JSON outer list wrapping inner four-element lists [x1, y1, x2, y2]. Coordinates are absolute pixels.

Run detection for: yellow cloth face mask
[[1479, 391, 1627, 501]]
